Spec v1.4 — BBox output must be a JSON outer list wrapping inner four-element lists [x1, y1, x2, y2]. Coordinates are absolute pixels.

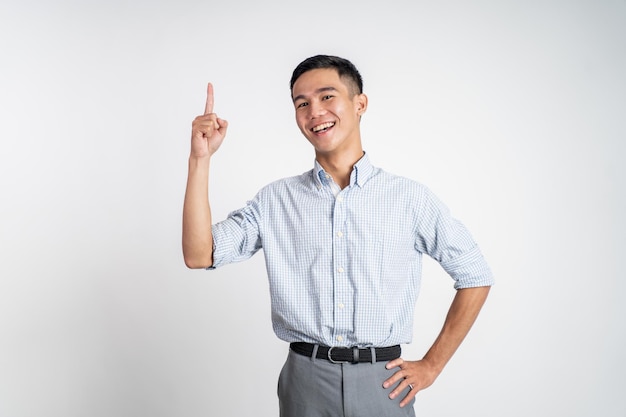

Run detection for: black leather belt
[[290, 342, 401, 364]]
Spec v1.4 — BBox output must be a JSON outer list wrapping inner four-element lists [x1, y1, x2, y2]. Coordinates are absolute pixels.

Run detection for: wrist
[[189, 153, 211, 165], [420, 354, 446, 376], [187, 154, 212, 179]]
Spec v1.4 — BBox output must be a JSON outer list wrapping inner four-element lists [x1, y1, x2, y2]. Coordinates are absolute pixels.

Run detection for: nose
[[308, 100, 326, 118]]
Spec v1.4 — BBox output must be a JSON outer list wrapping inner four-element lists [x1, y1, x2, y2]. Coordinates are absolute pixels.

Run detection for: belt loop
[[311, 344, 319, 362], [352, 348, 359, 364], [370, 347, 377, 364]]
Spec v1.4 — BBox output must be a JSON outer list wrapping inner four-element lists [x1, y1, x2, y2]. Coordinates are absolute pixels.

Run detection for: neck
[[316, 149, 364, 189]]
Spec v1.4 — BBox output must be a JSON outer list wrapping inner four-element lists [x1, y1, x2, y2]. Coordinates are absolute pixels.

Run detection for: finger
[[399, 388, 417, 408], [382, 368, 406, 389], [204, 82, 214, 115], [216, 117, 228, 131], [192, 115, 217, 132], [385, 358, 404, 370], [389, 377, 416, 403]]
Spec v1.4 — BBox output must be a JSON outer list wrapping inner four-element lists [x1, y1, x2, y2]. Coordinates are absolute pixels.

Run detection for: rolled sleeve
[[415, 187, 494, 289], [207, 200, 263, 270], [440, 245, 494, 289]]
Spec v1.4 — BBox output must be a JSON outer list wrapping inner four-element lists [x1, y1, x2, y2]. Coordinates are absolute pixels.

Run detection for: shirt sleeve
[[207, 196, 263, 270], [414, 187, 494, 289]]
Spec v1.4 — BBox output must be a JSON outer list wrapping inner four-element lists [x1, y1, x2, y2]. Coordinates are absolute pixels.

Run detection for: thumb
[[217, 117, 229, 134]]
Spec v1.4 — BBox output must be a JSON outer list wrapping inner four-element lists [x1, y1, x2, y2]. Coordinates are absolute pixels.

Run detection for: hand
[[383, 358, 440, 408], [190, 83, 229, 158]]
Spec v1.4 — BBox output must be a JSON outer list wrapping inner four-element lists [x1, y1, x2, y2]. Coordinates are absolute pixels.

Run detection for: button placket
[[332, 190, 351, 345]]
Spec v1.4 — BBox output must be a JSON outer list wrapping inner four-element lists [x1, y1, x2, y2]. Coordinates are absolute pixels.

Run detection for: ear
[[355, 93, 368, 116]]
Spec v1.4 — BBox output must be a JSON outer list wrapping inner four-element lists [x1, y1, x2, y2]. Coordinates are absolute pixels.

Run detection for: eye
[[322, 95, 334, 100], [296, 102, 308, 109]]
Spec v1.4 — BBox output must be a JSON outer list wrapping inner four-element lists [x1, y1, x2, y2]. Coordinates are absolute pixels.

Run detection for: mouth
[[311, 122, 335, 133]]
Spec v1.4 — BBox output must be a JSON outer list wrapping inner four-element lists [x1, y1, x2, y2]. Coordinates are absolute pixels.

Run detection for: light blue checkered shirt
[[210, 153, 494, 347]]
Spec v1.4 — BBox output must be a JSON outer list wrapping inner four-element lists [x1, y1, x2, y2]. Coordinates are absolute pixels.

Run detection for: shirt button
[[337, 231, 343, 237], [337, 196, 344, 202], [338, 303, 345, 309], [336, 336, 344, 342], [337, 267, 344, 273]]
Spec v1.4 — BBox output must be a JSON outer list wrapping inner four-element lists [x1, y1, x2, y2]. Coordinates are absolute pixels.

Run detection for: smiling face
[[291, 68, 368, 158]]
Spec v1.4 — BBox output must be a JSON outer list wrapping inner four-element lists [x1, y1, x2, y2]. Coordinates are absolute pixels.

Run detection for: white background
[[1, 1, 624, 416]]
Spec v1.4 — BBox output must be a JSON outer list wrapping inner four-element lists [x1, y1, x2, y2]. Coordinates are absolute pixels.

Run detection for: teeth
[[312, 122, 335, 132]]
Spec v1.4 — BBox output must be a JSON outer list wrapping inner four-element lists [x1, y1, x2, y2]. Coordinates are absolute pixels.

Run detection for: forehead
[[291, 68, 351, 99]]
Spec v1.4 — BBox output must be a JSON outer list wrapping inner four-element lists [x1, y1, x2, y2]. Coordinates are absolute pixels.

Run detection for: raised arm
[[182, 83, 229, 269]]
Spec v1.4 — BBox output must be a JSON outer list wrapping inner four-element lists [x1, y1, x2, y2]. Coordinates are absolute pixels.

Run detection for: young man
[[183, 55, 494, 417]]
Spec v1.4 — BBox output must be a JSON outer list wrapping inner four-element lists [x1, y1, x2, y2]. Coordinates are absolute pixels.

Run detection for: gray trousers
[[278, 348, 416, 417]]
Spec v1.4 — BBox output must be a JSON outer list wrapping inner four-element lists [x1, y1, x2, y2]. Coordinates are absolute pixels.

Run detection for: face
[[291, 68, 367, 157]]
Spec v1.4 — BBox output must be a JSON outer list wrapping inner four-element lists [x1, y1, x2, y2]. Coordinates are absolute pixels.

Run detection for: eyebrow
[[292, 86, 338, 103]]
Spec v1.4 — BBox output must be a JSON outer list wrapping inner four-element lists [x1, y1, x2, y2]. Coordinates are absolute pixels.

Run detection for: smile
[[311, 122, 335, 133]]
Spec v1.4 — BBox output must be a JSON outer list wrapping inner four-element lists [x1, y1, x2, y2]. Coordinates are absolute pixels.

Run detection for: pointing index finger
[[204, 82, 214, 115]]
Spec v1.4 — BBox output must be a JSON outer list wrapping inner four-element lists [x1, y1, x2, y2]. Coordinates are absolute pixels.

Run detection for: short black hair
[[290, 55, 363, 96]]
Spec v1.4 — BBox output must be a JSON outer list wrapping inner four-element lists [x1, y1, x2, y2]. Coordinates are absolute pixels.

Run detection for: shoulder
[[369, 167, 430, 199], [255, 169, 315, 197], [368, 168, 453, 221]]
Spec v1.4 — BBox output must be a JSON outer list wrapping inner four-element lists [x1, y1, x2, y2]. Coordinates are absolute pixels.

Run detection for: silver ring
[[409, 384, 414, 390]]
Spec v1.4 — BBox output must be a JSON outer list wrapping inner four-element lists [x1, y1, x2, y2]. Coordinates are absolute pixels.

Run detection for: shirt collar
[[313, 152, 375, 189]]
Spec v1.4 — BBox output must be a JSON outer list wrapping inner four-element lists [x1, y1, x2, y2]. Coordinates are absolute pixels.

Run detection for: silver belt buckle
[[327, 346, 350, 364]]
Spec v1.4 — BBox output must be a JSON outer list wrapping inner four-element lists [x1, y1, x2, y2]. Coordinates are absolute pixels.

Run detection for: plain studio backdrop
[[1, 1, 624, 416]]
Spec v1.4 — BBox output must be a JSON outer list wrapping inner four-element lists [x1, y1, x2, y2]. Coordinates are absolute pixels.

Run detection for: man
[[183, 55, 494, 416]]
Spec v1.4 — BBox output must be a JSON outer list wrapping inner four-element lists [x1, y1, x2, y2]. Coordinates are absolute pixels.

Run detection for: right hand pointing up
[[191, 83, 229, 158]]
